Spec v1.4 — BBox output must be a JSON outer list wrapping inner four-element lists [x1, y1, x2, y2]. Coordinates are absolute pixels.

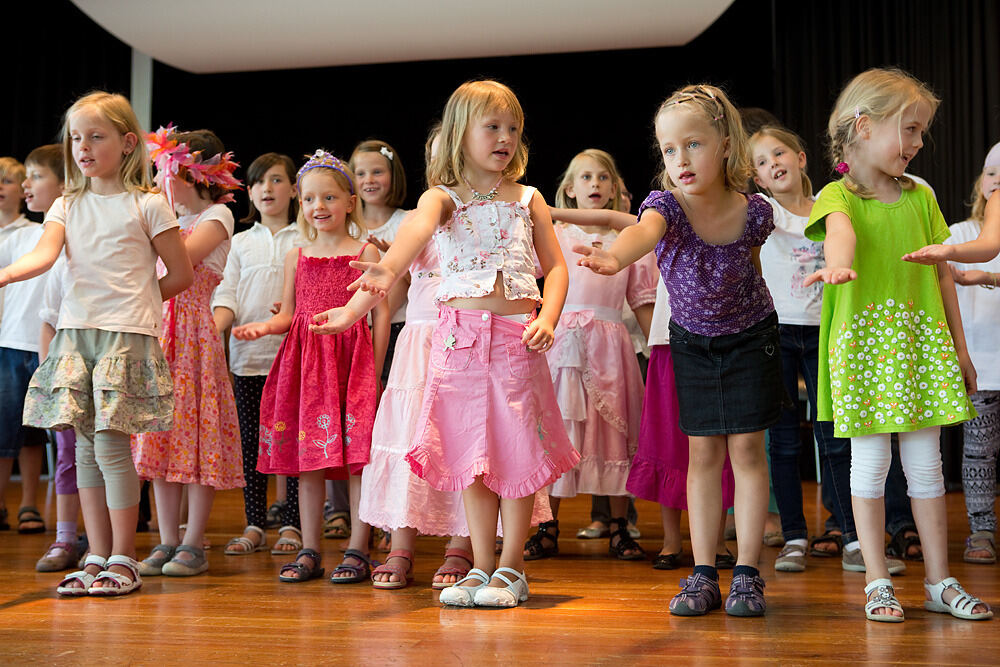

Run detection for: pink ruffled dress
[[132, 225, 243, 489], [358, 243, 551, 534], [547, 224, 657, 497], [256, 247, 377, 478]]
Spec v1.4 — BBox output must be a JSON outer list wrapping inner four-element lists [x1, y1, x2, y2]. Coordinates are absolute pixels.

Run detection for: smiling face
[[462, 109, 520, 176], [299, 170, 355, 234], [22, 162, 62, 213], [654, 106, 729, 194], [352, 151, 393, 208], [864, 101, 932, 179], [249, 164, 295, 220], [565, 155, 616, 210], [67, 107, 136, 192], [752, 134, 806, 196]]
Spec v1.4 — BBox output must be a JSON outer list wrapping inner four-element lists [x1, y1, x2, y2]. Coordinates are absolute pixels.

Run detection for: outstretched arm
[[904, 190, 1000, 265], [310, 188, 445, 334], [548, 206, 636, 231], [803, 212, 857, 286], [0, 223, 65, 287], [575, 207, 666, 276]]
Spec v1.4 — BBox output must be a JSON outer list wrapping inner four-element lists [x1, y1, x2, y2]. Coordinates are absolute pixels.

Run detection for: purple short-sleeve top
[[641, 190, 775, 336]]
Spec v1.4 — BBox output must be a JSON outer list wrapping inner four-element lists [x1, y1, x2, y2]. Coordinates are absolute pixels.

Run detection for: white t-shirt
[[46, 191, 179, 337], [211, 222, 302, 376], [0, 223, 46, 352], [367, 208, 408, 323], [759, 195, 824, 326], [946, 219, 1000, 390], [178, 204, 235, 277], [648, 280, 672, 346], [39, 255, 69, 329], [0, 215, 37, 326]]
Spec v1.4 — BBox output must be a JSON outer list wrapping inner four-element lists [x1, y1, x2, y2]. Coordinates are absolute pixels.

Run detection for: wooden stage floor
[[1, 481, 998, 665]]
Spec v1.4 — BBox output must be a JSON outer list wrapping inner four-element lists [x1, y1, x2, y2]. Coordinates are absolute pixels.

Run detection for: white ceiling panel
[[72, 0, 734, 73]]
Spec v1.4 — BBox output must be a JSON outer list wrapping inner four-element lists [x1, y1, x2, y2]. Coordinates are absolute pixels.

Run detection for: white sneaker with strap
[[473, 567, 529, 607]]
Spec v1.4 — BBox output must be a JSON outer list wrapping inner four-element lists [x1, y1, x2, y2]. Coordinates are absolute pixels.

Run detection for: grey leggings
[[963, 391, 1000, 533], [75, 429, 139, 510]]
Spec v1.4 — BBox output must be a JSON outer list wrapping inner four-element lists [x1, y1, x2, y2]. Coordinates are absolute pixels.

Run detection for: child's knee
[[850, 436, 892, 498]]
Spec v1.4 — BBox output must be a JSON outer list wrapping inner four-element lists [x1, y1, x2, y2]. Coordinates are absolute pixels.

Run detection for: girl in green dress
[[803, 68, 992, 623]]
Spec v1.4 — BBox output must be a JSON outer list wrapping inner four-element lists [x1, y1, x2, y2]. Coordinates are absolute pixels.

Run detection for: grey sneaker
[[774, 544, 806, 572], [842, 547, 906, 574]]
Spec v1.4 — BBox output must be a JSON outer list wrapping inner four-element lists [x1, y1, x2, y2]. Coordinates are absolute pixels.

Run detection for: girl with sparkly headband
[[576, 83, 782, 617], [0, 91, 194, 596], [311, 80, 578, 608], [803, 67, 990, 622], [212, 153, 305, 558], [233, 150, 388, 584], [132, 127, 244, 578]]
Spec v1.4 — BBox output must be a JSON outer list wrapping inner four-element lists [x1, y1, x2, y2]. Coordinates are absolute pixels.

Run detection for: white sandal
[[924, 577, 993, 620], [473, 567, 529, 608], [224, 526, 267, 555], [89, 555, 142, 597], [57, 554, 108, 597], [270, 526, 303, 556], [864, 578, 904, 622], [438, 568, 491, 607]]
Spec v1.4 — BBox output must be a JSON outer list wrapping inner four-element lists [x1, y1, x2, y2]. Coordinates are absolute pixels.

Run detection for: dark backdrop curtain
[[772, 0, 1000, 222]]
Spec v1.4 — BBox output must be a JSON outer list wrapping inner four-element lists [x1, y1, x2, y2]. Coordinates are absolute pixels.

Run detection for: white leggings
[[850, 427, 944, 499]]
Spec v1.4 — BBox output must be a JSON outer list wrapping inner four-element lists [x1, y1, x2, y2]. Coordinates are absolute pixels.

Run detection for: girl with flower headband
[[311, 80, 579, 608], [576, 83, 782, 617], [802, 68, 990, 622], [233, 150, 388, 584], [132, 127, 244, 578], [0, 91, 194, 596], [212, 152, 305, 558]]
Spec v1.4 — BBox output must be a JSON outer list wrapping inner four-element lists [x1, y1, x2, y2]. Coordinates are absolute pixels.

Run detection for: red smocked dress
[[256, 247, 377, 478]]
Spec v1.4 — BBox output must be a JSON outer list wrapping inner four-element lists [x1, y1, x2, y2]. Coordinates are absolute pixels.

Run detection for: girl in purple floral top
[[577, 84, 782, 618]]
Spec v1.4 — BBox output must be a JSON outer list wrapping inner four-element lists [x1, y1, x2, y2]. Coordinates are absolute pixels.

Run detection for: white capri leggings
[[850, 427, 944, 499]]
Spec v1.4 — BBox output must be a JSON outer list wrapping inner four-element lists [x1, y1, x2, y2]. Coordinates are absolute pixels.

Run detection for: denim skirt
[[667, 312, 786, 436]]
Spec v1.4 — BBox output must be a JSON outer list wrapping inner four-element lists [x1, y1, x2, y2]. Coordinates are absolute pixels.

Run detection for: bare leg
[[462, 476, 500, 579], [175, 483, 215, 562], [853, 496, 900, 617], [150, 479, 182, 559], [57, 492, 82, 530], [688, 435, 727, 567], [62, 486, 111, 590], [660, 505, 682, 556], [373, 526, 416, 584], [276, 475, 287, 501], [494, 495, 535, 586], [282, 471, 323, 579], [18, 445, 44, 527], [728, 431, 768, 567], [912, 496, 988, 613], [331, 473, 372, 578]]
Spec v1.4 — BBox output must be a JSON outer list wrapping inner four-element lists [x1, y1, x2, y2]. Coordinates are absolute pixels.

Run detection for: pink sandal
[[371, 549, 413, 590], [432, 548, 473, 590]]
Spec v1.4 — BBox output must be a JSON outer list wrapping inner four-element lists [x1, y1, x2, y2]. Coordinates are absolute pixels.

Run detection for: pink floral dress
[[256, 247, 376, 478], [132, 227, 244, 489]]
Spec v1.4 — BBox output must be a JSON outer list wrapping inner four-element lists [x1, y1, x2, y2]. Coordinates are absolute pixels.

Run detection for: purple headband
[[296, 149, 354, 194]]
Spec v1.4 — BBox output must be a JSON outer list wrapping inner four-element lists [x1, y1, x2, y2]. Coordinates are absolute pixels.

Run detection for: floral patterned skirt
[[23, 328, 174, 435]]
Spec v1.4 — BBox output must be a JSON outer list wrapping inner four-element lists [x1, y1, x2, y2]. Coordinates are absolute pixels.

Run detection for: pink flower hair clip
[[147, 124, 243, 206], [835, 162, 850, 175]]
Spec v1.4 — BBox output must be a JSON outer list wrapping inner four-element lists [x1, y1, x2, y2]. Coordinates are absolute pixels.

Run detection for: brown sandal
[[432, 548, 473, 590]]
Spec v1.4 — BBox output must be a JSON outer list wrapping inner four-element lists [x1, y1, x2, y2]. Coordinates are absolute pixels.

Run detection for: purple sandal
[[668, 572, 722, 616], [330, 548, 374, 584], [725, 573, 766, 616]]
